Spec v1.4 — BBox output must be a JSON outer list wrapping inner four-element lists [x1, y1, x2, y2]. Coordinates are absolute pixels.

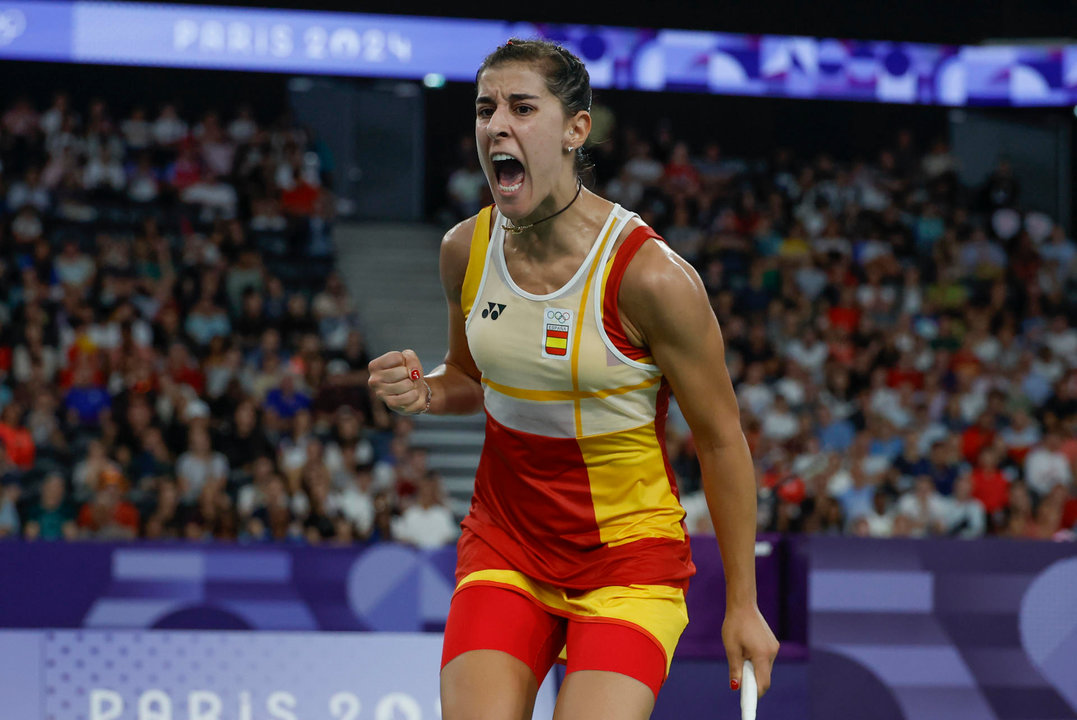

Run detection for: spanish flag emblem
[[545, 325, 569, 356], [542, 308, 573, 359]]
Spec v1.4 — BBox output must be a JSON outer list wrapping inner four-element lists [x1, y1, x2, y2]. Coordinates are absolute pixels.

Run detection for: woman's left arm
[[620, 238, 780, 696]]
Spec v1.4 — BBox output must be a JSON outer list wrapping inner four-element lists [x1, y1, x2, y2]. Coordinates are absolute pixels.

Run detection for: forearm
[[425, 361, 484, 415], [698, 433, 758, 609]]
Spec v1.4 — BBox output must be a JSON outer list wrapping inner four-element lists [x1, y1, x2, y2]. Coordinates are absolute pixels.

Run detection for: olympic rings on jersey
[[546, 310, 571, 323]]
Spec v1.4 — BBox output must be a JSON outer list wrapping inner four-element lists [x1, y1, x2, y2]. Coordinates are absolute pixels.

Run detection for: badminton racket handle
[[740, 659, 758, 720]]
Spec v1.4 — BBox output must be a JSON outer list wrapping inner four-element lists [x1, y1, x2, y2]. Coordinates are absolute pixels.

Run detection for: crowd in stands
[[2, 86, 1074, 548], [0, 92, 458, 548], [446, 122, 1077, 542]]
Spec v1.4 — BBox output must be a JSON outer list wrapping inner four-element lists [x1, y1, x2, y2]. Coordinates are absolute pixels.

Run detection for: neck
[[502, 175, 584, 241], [502, 181, 596, 257]]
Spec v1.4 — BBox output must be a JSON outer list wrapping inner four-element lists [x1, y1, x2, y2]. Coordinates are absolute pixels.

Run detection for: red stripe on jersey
[[546, 329, 569, 339], [603, 225, 662, 361], [654, 379, 687, 517], [545, 346, 567, 356], [460, 412, 694, 590], [655, 380, 679, 494]]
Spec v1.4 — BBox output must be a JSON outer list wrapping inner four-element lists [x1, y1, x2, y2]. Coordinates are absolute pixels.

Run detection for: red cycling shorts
[[441, 569, 689, 699]]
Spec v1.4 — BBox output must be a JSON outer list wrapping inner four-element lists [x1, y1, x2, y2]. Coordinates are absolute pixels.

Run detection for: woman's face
[[475, 62, 584, 221]]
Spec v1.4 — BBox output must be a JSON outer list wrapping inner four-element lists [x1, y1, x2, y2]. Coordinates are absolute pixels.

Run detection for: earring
[[566, 146, 575, 152]]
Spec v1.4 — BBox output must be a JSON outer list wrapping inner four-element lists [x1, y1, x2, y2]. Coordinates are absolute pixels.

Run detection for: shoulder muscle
[[619, 237, 711, 349]]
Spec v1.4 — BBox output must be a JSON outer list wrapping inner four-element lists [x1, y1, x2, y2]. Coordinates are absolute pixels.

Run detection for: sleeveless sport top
[[456, 204, 695, 590]]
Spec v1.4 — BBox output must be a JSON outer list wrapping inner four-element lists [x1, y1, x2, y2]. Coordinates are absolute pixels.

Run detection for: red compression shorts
[[441, 579, 684, 699]]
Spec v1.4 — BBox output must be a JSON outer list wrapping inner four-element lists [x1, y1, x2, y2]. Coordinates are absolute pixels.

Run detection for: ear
[[565, 110, 592, 150]]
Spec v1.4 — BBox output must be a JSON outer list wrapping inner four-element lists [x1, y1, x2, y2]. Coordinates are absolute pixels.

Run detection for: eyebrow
[[476, 93, 541, 105]]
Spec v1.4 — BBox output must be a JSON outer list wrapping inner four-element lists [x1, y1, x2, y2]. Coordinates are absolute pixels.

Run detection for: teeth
[[498, 181, 523, 192], [492, 153, 517, 162]]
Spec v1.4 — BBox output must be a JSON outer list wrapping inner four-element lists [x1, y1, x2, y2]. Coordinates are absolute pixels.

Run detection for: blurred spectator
[[63, 362, 111, 427], [182, 171, 239, 221], [971, 447, 1010, 517], [184, 293, 231, 347], [7, 166, 51, 212], [895, 476, 949, 536], [23, 473, 78, 541], [152, 103, 188, 148], [391, 471, 458, 549], [264, 371, 311, 421], [446, 139, 487, 219], [247, 475, 299, 542], [0, 481, 20, 538], [176, 427, 228, 503], [857, 489, 895, 538], [335, 466, 376, 539], [77, 469, 139, 539], [1024, 432, 1074, 499], [942, 474, 987, 538], [0, 403, 35, 469]]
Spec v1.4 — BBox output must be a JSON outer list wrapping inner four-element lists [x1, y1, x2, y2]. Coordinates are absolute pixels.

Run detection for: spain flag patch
[[542, 308, 573, 359]]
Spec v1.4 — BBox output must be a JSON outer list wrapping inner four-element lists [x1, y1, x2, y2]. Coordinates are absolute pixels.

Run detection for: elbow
[[694, 427, 749, 456]]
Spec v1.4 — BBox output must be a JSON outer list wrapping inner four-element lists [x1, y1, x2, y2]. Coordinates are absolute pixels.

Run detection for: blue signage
[[0, 1, 1075, 106]]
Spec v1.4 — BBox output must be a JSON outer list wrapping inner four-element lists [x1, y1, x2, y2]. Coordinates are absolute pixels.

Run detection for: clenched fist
[[368, 349, 430, 415]]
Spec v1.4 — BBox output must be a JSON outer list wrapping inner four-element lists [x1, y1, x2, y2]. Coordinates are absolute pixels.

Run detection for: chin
[[493, 192, 532, 221]]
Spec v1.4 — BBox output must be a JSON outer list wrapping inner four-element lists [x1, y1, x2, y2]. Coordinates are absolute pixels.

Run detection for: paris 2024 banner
[[1, 536, 1075, 719]]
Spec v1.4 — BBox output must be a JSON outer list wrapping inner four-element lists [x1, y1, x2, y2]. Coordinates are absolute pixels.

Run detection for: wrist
[[417, 378, 432, 414], [726, 587, 758, 612]]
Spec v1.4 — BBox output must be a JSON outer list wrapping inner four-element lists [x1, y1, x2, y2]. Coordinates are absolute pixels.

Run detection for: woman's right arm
[[368, 218, 485, 416]]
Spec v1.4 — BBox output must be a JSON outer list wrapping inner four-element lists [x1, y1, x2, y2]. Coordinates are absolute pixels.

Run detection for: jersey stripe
[[461, 205, 493, 320], [482, 375, 662, 402], [571, 220, 621, 436], [603, 226, 660, 362]]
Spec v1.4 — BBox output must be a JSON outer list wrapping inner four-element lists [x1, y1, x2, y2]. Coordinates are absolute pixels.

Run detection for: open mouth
[[492, 153, 525, 194]]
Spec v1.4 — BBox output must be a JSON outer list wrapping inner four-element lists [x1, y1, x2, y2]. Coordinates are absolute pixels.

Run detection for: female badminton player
[[369, 38, 779, 719]]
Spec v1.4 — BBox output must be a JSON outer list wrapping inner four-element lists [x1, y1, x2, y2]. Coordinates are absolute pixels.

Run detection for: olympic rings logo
[[546, 310, 571, 323]]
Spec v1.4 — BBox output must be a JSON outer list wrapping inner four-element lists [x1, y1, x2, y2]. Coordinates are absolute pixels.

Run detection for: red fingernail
[[730, 679, 739, 691], [410, 370, 420, 380]]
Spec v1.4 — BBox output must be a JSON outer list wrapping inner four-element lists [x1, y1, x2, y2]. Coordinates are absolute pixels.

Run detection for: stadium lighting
[[423, 73, 446, 89]]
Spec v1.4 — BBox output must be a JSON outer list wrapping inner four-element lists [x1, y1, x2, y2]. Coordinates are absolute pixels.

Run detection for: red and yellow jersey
[[457, 204, 695, 591]]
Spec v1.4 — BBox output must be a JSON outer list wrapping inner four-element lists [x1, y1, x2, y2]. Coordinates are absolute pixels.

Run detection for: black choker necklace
[[502, 179, 583, 235]]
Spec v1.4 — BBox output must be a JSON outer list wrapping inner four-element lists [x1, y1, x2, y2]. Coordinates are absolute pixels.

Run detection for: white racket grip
[[741, 659, 758, 720]]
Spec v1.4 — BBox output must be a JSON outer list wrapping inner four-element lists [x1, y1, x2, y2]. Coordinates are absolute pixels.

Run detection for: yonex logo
[[546, 310, 571, 323], [0, 9, 26, 47], [481, 302, 506, 320]]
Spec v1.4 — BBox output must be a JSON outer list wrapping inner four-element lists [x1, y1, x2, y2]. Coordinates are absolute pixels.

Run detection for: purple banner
[[0, 1, 74, 62], [7, 536, 1073, 717], [0, 1, 1075, 106], [0, 630, 558, 720], [809, 537, 1077, 720], [0, 537, 790, 659]]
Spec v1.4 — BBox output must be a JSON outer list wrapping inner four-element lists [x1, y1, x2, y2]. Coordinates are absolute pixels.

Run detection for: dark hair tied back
[[477, 38, 594, 174], [477, 38, 591, 115]]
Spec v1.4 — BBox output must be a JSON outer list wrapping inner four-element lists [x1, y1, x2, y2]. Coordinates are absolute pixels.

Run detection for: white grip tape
[[741, 659, 758, 720]]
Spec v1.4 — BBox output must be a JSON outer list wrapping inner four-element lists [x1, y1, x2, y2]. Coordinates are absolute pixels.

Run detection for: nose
[[486, 104, 510, 139]]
